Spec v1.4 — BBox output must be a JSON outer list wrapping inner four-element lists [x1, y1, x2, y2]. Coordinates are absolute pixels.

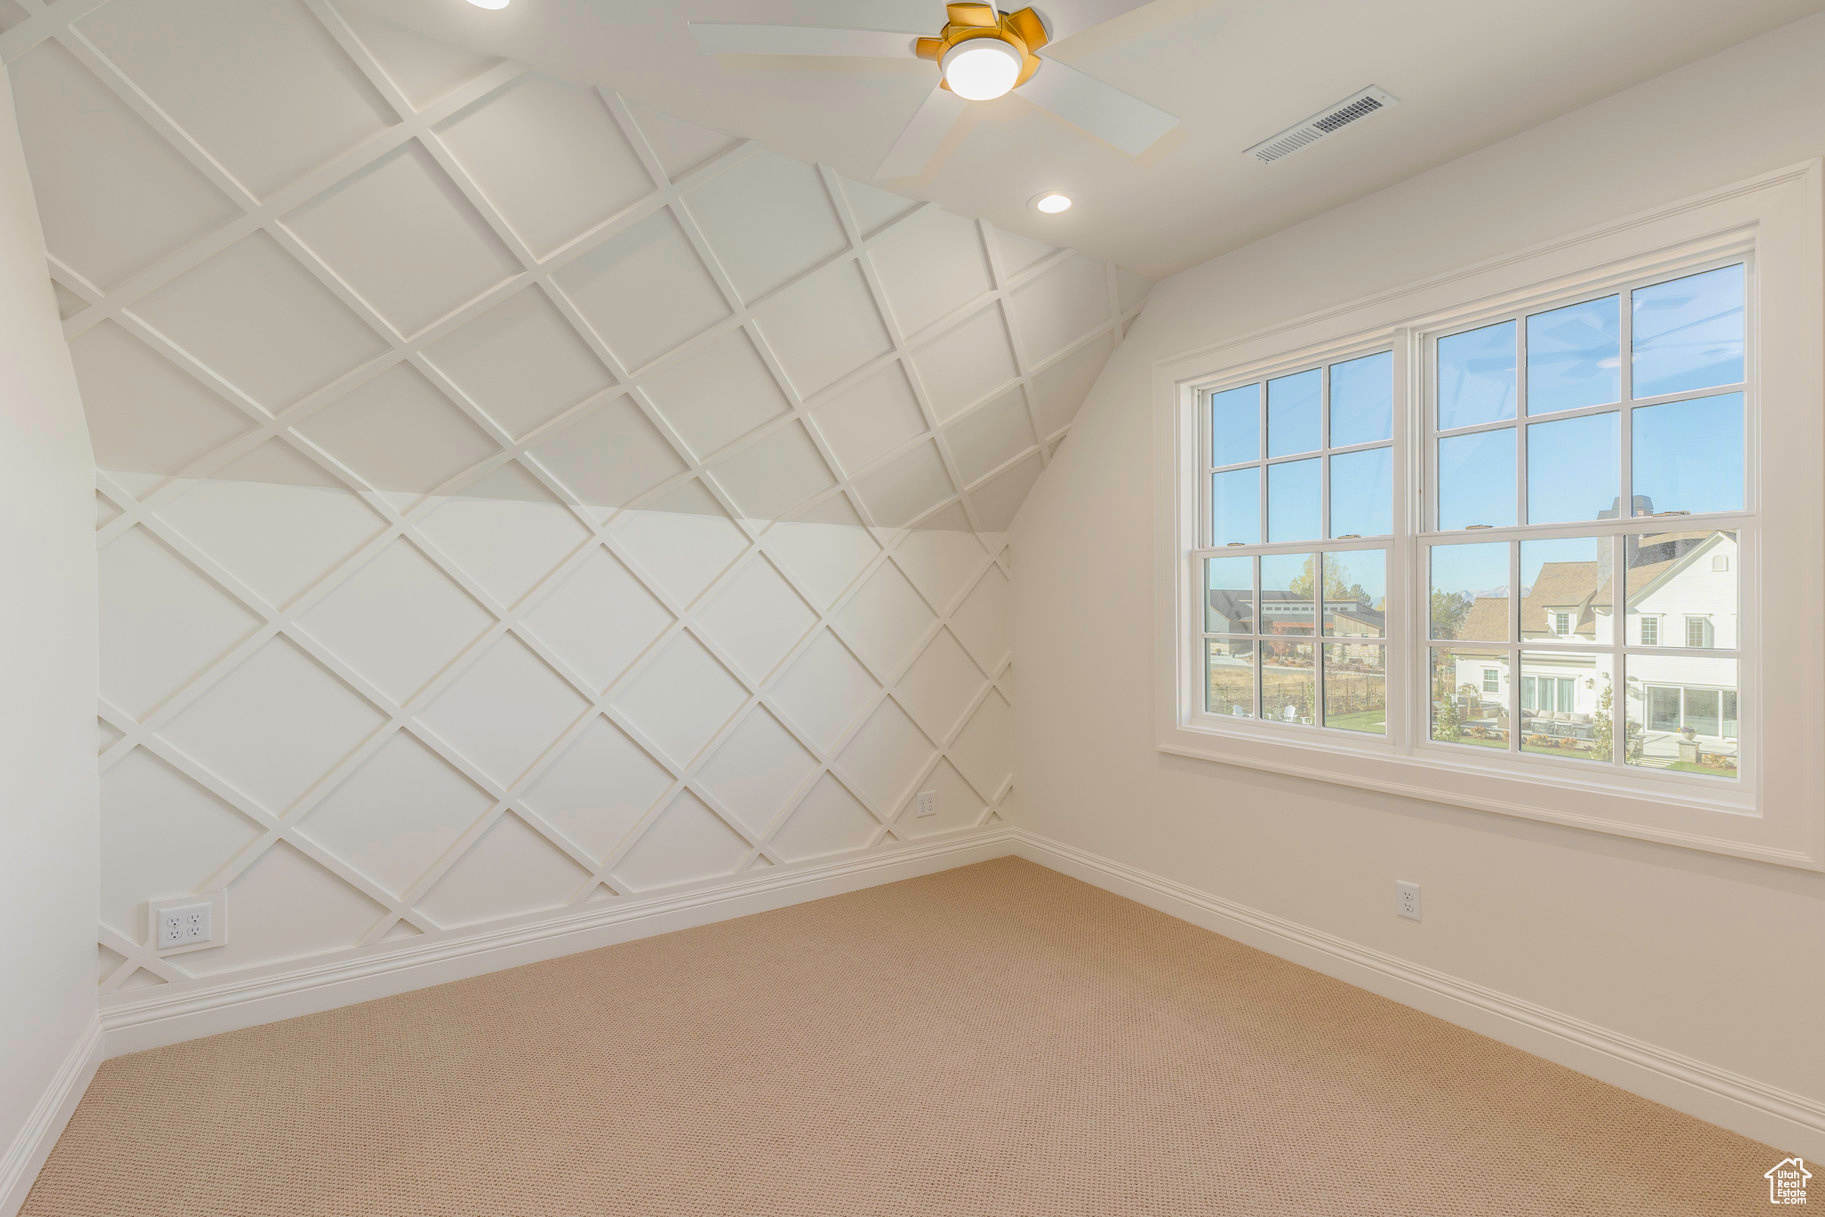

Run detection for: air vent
[[1245, 86, 1398, 164]]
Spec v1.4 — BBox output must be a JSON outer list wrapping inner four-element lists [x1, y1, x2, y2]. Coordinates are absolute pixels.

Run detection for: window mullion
[[1320, 364, 1332, 541], [1618, 289, 1635, 519], [1390, 329, 1415, 751], [1610, 532, 1626, 768], [1316, 366, 1331, 729], [1514, 315, 1529, 531], [1199, 391, 1210, 549], [1508, 539, 1522, 753], [1257, 384, 1268, 545]]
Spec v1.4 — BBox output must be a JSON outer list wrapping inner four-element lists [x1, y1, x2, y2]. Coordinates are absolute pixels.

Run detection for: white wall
[[1014, 10, 1825, 1126], [0, 59, 100, 1188]]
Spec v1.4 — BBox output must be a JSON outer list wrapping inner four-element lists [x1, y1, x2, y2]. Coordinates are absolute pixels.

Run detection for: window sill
[[1156, 720, 1815, 870]]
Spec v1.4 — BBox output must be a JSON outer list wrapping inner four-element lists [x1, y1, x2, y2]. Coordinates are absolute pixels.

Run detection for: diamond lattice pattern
[[3, 0, 1146, 996]]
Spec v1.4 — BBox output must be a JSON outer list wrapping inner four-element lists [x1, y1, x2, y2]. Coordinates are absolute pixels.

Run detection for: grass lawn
[[1432, 732, 1508, 749], [1665, 760, 1738, 777], [1324, 708, 1386, 734], [1520, 741, 1605, 761]]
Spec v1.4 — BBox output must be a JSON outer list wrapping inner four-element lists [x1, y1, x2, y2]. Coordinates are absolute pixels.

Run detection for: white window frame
[[1639, 615, 1659, 646], [1153, 162, 1825, 870]]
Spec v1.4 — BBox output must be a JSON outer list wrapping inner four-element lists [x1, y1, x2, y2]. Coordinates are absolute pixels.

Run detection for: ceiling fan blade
[[1027, 0, 1155, 43], [946, 3, 1001, 28], [1021, 55, 1177, 154], [689, 23, 923, 58], [875, 84, 968, 179]]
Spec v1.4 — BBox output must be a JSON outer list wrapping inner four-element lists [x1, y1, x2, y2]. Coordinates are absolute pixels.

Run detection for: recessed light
[[1032, 192, 1073, 215], [466, 0, 510, 9]]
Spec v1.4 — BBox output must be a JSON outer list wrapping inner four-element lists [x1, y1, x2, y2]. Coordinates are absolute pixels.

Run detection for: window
[[1161, 167, 1822, 866], [1201, 350, 1392, 735], [1427, 261, 1747, 781], [1645, 686, 1739, 739]]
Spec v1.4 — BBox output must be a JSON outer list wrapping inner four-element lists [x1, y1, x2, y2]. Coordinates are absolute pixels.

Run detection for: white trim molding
[[25, 823, 1816, 1210], [1011, 828, 1825, 1159], [0, 1018, 104, 1217], [1153, 160, 1825, 870], [103, 828, 1019, 1055]]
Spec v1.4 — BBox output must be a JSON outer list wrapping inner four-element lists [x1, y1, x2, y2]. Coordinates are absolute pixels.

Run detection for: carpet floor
[[26, 857, 1783, 1215]]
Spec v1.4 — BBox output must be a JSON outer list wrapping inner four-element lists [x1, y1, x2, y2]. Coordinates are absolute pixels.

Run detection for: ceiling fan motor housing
[[916, 3, 1049, 92]]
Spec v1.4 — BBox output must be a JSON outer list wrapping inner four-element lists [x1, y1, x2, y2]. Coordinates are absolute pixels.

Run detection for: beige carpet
[[27, 858, 1783, 1215]]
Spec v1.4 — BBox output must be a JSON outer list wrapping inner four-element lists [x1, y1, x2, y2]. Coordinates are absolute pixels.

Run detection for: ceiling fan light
[[941, 38, 1022, 101]]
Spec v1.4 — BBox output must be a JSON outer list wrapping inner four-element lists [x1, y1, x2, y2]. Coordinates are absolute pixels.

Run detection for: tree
[[1431, 664, 1463, 741], [1591, 676, 1615, 758], [1287, 556, 1372, 606], [1434, 692, 1463, 740], [1430, 589, 1473, 639]]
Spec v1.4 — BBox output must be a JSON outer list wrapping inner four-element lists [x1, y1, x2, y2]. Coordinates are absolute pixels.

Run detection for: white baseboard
[[88, 823, 1822, 1166], [104, 828, 1017, 1057], [0, 1017, 103, 1217], [1009, 829, 1825, 1159]]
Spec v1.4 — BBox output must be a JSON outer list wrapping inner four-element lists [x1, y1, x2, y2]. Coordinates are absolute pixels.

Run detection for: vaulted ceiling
[[337, 0, 1825, 277], [3, 0, 1147, 538]]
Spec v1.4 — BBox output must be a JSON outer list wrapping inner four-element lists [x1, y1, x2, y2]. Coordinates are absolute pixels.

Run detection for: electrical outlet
[[915, 790, 937, 818], [1395, 880, 1422, 921], [149, 895, 223, 954]]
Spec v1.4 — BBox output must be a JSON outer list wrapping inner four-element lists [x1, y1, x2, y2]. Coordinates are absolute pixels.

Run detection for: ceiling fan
[[689, 2, 1178, 179]]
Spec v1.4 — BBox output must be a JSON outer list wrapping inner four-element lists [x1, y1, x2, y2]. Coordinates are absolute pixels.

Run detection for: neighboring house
[[1327, 605, 1387, 664], [1206, 588, 1385, 644], [1441, 531, 1738, 764]]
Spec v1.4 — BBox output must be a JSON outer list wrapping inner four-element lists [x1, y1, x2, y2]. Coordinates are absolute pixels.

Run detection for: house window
[[1426, 261, 1747, 781], [1644, 686, 1740, 739], [1194, 258, 1753, 779], [1201, 349, 1393, 734], [1165, 167, 1825, 863], [1522, 675, 1578, 713]]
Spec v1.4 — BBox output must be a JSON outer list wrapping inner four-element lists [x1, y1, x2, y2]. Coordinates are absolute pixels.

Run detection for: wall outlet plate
[[148, 892, 227, 955], [915, 790, 937, 818], [1395, 880, 1422, 921]]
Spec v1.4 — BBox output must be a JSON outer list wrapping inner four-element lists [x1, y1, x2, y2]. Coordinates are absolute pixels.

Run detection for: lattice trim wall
[[0, 0, 1143, 995]]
